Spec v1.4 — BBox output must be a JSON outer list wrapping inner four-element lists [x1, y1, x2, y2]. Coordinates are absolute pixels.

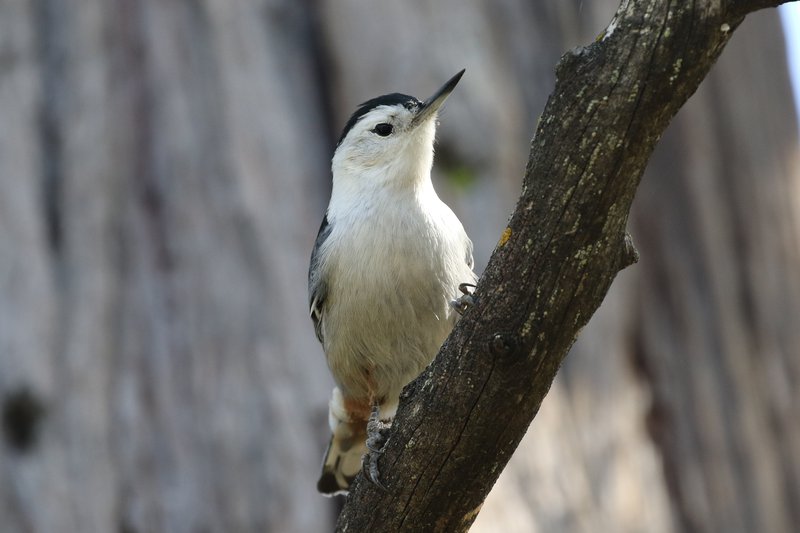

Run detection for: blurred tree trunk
[[0, 1, 336, 531], [0, 1, 798, 532]]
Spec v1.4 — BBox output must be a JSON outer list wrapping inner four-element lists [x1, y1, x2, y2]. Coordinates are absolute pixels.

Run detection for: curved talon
[[367, 453, 389, 492], [364, 403, 391, 492], [451, 283, 478, 315], [458, 282, 477, 295]]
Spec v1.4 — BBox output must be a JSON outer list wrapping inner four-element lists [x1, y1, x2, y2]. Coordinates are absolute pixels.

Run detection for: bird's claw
[[450, 283, 477, 315], [364, 403, 390, 492]]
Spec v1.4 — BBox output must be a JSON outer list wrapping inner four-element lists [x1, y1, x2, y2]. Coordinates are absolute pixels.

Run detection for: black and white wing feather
[[308, 214, 332, 343]]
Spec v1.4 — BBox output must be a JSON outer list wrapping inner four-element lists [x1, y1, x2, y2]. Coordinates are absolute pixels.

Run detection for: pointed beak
[[410, 69, 465, 129]]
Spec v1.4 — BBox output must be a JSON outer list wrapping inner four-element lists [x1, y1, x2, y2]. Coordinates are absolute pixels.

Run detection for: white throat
[[329, 118, 438, 215]]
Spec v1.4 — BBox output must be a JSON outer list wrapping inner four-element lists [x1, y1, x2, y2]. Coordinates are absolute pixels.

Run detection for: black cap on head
[[336, 93, 422, 147]]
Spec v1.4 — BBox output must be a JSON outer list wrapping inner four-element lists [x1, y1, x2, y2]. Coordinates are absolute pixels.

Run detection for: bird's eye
[[373, 123, 393, 137]]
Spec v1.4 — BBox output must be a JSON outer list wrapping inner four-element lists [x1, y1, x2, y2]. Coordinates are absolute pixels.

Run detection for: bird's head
[[331, 70, 464, 192]]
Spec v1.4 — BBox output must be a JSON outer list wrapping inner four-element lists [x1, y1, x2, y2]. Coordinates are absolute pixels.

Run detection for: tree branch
[[336, 0, 796, 530]]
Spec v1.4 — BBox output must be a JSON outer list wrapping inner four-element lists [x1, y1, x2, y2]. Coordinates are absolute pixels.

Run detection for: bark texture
[[474, 6, 800, 533], [0, 0, 798, 532]]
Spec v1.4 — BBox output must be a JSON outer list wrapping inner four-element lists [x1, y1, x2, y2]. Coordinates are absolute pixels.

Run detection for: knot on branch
[[555, 45, 590, 81], [489, 333, 517, 357], [620, 232, 639, 270]]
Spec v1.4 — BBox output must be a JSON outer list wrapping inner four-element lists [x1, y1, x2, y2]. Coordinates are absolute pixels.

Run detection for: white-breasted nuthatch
[[309, 70, 477, 495]]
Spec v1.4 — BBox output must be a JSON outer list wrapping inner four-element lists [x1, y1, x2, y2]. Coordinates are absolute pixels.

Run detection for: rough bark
[[473, 6, 800, 532], [335, 1, 797, 531]]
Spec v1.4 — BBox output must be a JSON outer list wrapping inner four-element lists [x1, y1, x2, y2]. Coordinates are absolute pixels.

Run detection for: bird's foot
[[364, 403, 391, 492], [450, 283, 477, 315]]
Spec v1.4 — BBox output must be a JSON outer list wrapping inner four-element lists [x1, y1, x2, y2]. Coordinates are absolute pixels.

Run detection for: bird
[[308, 69, 477, 496]]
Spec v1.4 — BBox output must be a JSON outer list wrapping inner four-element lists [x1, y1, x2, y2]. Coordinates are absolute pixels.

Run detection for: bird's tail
[[317, 427, 367, 496], [317, 387, 367, 496]]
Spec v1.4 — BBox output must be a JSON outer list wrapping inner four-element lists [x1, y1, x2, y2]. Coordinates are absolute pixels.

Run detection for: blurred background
[[1, 1, 799, 532]]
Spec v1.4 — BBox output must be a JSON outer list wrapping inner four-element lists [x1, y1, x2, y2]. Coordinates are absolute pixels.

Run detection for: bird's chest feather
[[320, 190, 470, 398], [333, 201, 452, 311]]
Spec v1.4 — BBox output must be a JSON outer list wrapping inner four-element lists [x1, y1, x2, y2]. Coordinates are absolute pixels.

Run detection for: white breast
[[319, 184, 475, 403]]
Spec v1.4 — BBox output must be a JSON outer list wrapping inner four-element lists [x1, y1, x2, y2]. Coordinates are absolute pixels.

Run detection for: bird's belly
[[323, 234, 458, 401]]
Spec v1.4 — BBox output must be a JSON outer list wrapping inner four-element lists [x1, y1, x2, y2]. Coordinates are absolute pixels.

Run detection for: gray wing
[[308, 214, 332, 343]]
